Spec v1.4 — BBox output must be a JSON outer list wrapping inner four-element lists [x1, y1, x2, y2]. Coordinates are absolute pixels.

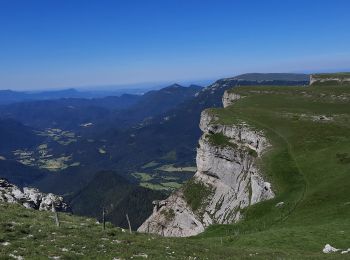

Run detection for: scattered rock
[[9, 254, 24, 260], [341, 249, 350, 254], [275, 202, 284, 207], [311, 115, 333, 122], [323, 244, 339, 253], [0, 178, 70, 212]]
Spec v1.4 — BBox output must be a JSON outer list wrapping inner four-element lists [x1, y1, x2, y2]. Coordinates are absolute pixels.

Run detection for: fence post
[[126, 214, 132, 234], [102, 207, 106, 231], [52, 202, 60, 227]]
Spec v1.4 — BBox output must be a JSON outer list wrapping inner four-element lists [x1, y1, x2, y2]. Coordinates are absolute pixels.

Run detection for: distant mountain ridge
[[233, 73, 309, 82], [0, 84, 201, 130], [0, 88, 82, 105], [0, 88, 145, 105], [0, 84, 202, 105], [0, 73, 309, 230]]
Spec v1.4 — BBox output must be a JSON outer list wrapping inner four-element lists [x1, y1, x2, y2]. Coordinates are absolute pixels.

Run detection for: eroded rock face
[[310, 75, 350, 85], [222, 91, 242, 107], [141, 192, 205, 237], [138, 90, 274, 237], [0, 178, 70, 212]]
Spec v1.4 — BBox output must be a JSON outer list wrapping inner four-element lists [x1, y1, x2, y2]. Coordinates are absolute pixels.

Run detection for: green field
[[156, 164, 197, 173], [132, 172, 154, 182], [1, 84, 349, 259], [313, 72, 350, 79], [141, 161, 160, 169], [134, 162, 195, 191]]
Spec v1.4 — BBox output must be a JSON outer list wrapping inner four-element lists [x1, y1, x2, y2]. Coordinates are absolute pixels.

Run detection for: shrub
[[183, 179, 213, 212]]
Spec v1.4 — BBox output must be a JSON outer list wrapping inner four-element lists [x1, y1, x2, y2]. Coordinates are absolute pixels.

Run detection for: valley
[[1, 73, 349, 258], [1, 1, 348, 258], [0, 75, 309, 229]]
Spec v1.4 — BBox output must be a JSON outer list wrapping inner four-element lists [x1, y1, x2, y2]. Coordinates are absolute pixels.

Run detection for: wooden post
[[52, 202, 60, 227], [102, 207, 106, 231], [126, 214, 132, 234]]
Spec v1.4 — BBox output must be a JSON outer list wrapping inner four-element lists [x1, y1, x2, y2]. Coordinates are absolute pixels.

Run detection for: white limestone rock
[[138, 92, 274, 237], [222, 91, 242, 107], [341, 249, 350, 254], [0, 178, 70, 212], [310, 75, 350, 85], [323, 244, 339, 253]]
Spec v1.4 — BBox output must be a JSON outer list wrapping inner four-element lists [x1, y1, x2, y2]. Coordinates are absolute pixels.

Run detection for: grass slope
[[1, 84, 349, 259], [313, 72, 350, 79], [0, 202, 330, 259], [203, 84, 350, 255]]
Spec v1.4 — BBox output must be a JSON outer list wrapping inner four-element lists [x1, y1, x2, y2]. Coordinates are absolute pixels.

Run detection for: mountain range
[[1, 72, 348, 259], [0, 73, 309, 228]]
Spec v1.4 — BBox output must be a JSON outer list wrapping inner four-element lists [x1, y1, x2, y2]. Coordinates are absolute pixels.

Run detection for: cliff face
[[138, 91, 274, 237], [310, 74, 350, 85], [0, 178, 70, 212]]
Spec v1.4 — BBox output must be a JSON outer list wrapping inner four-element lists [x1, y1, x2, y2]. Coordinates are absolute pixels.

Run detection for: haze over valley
[[0, 1, 350, 259]]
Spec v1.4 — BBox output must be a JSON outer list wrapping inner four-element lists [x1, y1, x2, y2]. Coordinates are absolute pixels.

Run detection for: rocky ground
[[0, 178, 70, 212]]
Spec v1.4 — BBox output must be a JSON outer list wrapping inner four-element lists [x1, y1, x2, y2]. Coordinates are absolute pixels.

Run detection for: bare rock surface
[[0, 178, 70, 212], [138, 90, 274, 237]]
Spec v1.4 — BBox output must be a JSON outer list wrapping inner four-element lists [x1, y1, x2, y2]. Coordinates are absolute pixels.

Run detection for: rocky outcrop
[[310, 74, 350, 85], [0, 178, 70, 212], [138, 90, 274, 237], [222, 91, 242, 107]]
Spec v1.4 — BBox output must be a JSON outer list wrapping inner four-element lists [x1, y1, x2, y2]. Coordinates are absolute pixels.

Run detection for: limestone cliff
[[138, 91, 274, 237], [0, 178, 70, 212], [310, 73, 350, 85]]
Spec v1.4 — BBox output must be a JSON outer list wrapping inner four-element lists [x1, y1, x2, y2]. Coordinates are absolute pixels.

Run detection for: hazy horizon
[[1, 69, 350, 92], [1, 0, 350, 90]]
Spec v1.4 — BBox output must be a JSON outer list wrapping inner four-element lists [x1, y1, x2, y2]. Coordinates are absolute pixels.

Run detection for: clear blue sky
[[0, 0, 350, 90]]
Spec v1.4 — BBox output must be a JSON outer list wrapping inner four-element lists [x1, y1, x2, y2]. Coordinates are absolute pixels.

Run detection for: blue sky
[[0, 0, 350, 90]]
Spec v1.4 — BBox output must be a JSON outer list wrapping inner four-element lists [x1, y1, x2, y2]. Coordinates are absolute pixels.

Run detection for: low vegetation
[[1, 82, 349, 258], [1, 202, 322, 259], [183, 179, 214, 212], [313, 72, 350, 79], [206, 132, 237, 148], [156, 164, 196, 173], [161, 208, 176, 221]]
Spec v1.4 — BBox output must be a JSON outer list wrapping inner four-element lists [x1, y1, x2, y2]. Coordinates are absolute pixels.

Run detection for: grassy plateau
[[1, 83, 349, 259]]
